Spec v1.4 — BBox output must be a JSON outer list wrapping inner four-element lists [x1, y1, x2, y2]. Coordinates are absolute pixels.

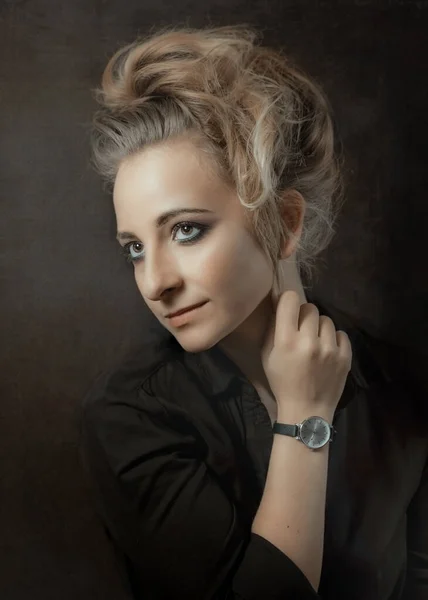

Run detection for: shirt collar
[[192, 291, 376, 415]]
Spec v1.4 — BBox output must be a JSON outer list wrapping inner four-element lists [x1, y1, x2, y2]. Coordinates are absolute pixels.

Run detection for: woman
[[80, 24, 427, 600]]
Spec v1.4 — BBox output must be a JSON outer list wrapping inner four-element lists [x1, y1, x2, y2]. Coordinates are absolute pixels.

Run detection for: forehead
[[113, 139, 238, 217]]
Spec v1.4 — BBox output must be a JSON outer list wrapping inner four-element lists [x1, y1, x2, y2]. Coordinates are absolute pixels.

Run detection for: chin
[[173, 335, 218, 354], [171, 325, 228, 354]]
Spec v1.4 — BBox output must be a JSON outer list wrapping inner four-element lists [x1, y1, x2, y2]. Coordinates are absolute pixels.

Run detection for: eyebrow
[[116, 208, 214, 242]]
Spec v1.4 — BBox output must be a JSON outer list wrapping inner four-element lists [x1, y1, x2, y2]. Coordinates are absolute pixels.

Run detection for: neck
[[218, 294, 274, 392], [218, 267, 307, 397], [219, 278, 307, 396]]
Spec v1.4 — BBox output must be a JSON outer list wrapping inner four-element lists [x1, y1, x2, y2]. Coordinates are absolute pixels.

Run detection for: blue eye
[[120, 221, 210, 264]]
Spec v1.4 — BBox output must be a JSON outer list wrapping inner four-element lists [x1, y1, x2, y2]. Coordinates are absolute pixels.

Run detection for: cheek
[[196, 236, 245, 287], [199, 234, 272, 304]]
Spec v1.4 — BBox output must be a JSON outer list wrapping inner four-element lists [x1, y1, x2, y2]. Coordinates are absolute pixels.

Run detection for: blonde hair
[[89, 23, 346, 293]]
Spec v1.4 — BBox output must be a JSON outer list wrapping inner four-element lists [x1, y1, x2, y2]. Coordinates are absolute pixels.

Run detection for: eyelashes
[[120, 221, 211, 264]]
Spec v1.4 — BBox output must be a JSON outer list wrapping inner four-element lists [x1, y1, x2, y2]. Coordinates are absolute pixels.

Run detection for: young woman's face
[[113, 138, 274, 353]]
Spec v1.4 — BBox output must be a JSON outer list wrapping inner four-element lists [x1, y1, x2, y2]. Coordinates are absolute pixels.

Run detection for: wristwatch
[[272, 416, 336, 450]]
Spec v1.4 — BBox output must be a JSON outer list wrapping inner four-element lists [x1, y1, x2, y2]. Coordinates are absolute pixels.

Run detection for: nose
[[135, 247, 182, 301]]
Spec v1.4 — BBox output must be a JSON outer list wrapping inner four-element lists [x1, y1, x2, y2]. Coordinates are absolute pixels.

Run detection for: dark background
[[1, 1, 427, 598]]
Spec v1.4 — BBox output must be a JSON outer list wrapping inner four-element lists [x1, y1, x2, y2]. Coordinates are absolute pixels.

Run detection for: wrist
[[276, 406, 335, 425]]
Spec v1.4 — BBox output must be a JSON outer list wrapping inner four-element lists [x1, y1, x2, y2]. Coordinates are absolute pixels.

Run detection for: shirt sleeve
[[402, 454, 428, 599], [79, 385, 320, 600]]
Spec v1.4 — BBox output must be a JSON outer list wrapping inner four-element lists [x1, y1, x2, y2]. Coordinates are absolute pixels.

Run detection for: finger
[[336, 330, 353, 366], [318, 316, 338, 346], [298, 303, 321, 339], [274, 290, 302, 346]]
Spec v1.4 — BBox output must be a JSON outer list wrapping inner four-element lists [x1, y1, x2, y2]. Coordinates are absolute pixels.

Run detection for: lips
[[166, 301, 207, 319]]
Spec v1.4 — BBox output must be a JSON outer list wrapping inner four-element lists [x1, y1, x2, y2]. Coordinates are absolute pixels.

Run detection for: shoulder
[[314, 295, 411, 386], [81, 326, 194, 430], [318, 296, 428, 432]]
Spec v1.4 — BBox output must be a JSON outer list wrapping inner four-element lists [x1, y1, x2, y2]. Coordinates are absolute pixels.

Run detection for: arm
[[80, 388, 321, 600], [401, 454, 428, 599], [252, 405, 333, 593]]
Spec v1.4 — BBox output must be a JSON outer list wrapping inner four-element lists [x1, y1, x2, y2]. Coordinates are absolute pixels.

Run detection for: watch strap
[[272, 422, 298, 437]]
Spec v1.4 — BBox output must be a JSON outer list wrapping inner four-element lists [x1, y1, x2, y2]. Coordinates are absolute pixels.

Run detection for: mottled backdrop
[[1, 1, 427, 599]]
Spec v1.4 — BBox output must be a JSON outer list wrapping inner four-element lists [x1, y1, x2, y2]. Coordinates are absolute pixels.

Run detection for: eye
[[173, 222, 200, 242], [124, 241, 143, 262], [120, 221, 211, 264]]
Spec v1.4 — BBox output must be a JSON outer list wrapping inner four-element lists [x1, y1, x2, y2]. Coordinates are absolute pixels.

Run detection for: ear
[[278, 189, 306, 260]]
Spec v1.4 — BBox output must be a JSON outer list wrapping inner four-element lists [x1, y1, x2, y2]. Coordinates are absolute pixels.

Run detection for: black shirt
[[79, 293, 428, 600]]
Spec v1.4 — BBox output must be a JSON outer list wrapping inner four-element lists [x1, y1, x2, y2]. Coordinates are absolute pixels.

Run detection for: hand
[[260, 290, 353, 416]]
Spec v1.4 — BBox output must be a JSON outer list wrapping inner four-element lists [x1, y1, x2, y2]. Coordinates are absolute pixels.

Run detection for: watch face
[[300, 417, 330, 449]]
